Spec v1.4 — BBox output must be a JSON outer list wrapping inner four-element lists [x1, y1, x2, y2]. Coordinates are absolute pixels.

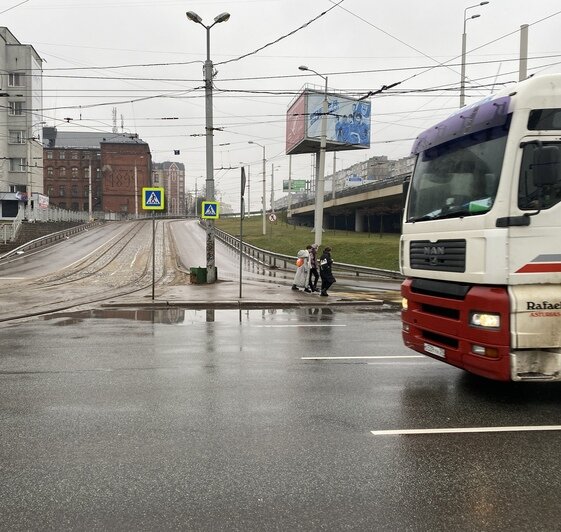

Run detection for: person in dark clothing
[[319, 246, 336, 296], [308, 243, 319, 292]]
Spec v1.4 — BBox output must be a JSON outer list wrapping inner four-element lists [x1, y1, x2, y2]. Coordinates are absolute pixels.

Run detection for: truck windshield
[[406, 127, 508, 222]]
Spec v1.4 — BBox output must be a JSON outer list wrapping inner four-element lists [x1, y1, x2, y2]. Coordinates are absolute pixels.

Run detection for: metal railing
[[214, 226, 403, 280], [0, 209, 24, 244], [0, 220, 105, 261]]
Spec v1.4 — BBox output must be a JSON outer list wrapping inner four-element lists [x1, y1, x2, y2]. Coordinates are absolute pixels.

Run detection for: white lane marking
[[367, 362, 434, 365], [257, 324, 347, 328], [0, 277, 26, 280], [371, 425, 561, 436], [130, 248, 142, 268], [63, 231, 123, 270], [302, 355, 424, 360]]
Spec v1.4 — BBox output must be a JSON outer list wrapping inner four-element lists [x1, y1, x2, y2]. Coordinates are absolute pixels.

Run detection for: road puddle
[[39, 306, 385, 325]]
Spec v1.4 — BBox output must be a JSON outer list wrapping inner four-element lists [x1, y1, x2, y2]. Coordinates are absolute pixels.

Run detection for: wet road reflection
[[41, 305, 371, 325]]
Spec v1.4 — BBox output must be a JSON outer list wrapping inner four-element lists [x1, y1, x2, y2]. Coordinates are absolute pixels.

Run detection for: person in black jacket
[[308, 243, 320, 292], [319, 246, 336, 297]]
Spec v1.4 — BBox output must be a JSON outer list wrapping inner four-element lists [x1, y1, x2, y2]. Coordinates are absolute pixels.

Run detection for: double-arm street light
[[186, 9, 230, 283], [299, 65, 328, 246], [460, 1, 489, 108], [248, 141, 266, 235]]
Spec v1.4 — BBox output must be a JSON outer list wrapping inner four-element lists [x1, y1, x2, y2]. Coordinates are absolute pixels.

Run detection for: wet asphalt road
[[2, 307, 561, 531]]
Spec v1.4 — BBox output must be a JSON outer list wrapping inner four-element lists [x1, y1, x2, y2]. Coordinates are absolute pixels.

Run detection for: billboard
[[286, 89, 371, 155], [286, 93, 306, 154]]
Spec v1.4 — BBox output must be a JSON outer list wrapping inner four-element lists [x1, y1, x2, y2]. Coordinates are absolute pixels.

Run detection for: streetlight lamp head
[[480, 1, 489, 5], [214, 12, 230, 23], [298, 65, 309, 71], [471, 14, 481, 20], [186, 11, 202, 23]]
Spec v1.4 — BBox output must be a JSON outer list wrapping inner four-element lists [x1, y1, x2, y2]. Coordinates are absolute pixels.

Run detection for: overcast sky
[[4, 0, 561, 209]]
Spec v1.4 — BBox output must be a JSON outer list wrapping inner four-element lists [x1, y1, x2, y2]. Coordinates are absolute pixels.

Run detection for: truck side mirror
[[402, 178, 410, 208], [533, 145, 560, 187]]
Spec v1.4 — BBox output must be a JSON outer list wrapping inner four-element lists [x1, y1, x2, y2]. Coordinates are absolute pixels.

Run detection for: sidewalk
[[105, 277, 403, 310]]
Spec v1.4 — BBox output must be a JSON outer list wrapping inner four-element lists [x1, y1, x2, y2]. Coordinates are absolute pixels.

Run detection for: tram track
[[0, 220, 185, 325]]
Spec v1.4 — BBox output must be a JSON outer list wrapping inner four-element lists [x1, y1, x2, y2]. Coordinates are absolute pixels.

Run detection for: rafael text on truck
[[400, 74, 561, 382]]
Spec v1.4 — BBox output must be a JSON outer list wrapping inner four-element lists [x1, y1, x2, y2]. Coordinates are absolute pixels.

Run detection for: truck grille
[[409, 239, 466, 272]]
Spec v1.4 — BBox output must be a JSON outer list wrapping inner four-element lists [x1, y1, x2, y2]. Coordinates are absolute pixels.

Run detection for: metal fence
[[214, 226, 403, 280]]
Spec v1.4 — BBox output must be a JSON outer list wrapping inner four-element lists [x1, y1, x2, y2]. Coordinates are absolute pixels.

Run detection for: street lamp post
[[298, 65, 328, 246], [248, 141, 266, 235], [460, 1, 489, 108], [134, 162, 138, 218], [186, 10, 230, 283]]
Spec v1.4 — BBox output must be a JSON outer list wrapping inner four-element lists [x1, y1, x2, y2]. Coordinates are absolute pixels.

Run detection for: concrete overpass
[[287, 174, 407, 234]]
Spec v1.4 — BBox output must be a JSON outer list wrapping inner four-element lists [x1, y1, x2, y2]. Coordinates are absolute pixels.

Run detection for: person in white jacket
[[291, 246, 311, 292]]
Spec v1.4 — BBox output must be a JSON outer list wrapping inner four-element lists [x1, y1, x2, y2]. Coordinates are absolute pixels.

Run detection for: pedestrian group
[[292, 244, 335, 297]]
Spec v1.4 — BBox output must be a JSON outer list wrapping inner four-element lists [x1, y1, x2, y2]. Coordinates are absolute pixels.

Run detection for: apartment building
[[152, 161, 185, 215], [0, 27, 43, 217]]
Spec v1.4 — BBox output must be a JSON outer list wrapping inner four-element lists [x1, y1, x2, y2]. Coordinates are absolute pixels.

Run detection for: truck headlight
[[470, 312, 500, 328]]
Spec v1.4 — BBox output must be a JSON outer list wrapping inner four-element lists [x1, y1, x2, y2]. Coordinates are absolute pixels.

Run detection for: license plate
[[424, 342, 445, 358]]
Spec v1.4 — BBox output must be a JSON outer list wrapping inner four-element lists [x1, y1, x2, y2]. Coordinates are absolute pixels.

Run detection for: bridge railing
[[214, 226, 403, 280], [289, 173, 408, 211]]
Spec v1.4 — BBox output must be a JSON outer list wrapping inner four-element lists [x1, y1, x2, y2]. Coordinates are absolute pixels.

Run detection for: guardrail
[[214, 226, 404, 280], [0, 220, 106, 261]]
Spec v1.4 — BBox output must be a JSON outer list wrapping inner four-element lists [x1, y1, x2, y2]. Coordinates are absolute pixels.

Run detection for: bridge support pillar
[[355, 208, 365, 232]]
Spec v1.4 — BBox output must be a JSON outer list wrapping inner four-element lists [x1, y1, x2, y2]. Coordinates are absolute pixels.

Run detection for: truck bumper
[[511, 350, 561, 381]]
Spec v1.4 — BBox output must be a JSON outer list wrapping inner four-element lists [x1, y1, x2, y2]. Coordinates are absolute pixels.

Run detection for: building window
[[59, 202, 66, 209], [47, 167, 54, 177], [9, 184, 26, 193], [71, 167, 79, 178], [59, 167, 66, 177], [84, 186, 89, 198], [9, 158, 26, 172], [71, 152, 79, 160], [8, 73, 23, 86], [84, 167, 90, 179], [96, 168, 101, 180], [59, 151, 65, 160], [71, 185, 78, 197], [71, 202, 79, 211], [46, 151, 53, 159], [59, 186, 65, 197], [8, 130, 26, 144], [9, 101, 23, 116], [47, 186, 54, 197]]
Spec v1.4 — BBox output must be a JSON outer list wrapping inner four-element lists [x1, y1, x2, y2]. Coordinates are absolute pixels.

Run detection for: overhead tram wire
[[214, 0, 346, 66]]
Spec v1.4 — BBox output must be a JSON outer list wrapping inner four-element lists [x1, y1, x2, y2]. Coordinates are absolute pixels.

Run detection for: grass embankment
[[216, 215, 400, 271]]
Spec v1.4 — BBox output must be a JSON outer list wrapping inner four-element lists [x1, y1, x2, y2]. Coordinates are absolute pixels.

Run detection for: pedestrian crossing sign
[[142, 187, 165, 210], [201, 201, 220, 219]]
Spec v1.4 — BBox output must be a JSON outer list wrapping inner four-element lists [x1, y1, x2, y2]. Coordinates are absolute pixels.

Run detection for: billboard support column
[[288, 155, 292, 218], [314, 75, 328, 246]]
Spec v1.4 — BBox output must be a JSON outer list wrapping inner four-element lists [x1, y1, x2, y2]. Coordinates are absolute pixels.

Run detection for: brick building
[[42, 128, 151, 215], [101, 136, 151, 216]]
